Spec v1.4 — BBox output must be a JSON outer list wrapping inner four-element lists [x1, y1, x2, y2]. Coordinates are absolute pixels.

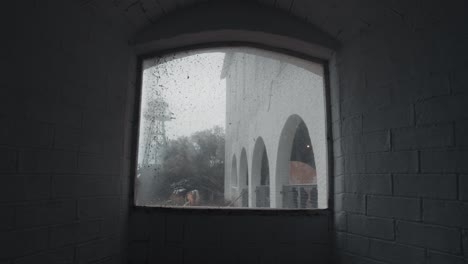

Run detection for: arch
[[275, 114, 317, 208], [133, 2, 338, 59], [251, 137, 270, 208], [290, 121, 316, 185], [231, 155, 238, 187], [239, 148, 249, 207]]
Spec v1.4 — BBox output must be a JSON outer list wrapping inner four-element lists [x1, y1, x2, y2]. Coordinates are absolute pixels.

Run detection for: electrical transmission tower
[[142, 98, 174, 166]]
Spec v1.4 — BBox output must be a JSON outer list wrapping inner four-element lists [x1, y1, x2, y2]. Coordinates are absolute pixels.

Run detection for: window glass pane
[[135, 47, 328, 209]]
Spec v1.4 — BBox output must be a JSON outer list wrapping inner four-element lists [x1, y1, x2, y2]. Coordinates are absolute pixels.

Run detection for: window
[[135, 46, 329, 209]]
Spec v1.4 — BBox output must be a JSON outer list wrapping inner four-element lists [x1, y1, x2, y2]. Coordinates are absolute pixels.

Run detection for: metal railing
[[282, 184, 317, 209], [255, 185, 270, 208]]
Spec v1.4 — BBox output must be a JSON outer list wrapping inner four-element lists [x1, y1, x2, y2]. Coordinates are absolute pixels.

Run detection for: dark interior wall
[[129, 209, 330, 264], [332, 2, 468, 263], [0, 1, 132, 263]]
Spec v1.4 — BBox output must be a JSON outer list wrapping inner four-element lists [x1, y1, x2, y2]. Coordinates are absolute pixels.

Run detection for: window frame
[[130, 42, 334, 214]]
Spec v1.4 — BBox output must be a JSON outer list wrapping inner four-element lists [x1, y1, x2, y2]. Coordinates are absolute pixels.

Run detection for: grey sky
[[140, 51, 227, 141]]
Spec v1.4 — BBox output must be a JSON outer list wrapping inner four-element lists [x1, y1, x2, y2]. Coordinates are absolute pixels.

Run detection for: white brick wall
[[0, 0, 132, 263], [332, 0, 468, 262]]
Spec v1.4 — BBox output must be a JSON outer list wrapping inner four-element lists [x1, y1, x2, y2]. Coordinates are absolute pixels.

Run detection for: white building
[[222, 47, 329, 209]]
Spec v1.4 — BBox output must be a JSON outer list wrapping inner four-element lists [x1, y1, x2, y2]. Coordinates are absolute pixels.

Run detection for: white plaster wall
[[224, 47, 328, 208]]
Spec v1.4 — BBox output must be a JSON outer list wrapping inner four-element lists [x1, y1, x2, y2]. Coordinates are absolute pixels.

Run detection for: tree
[[155, 126, 225, 205]]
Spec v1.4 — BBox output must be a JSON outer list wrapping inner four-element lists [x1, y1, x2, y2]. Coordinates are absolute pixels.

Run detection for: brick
[[421, 73, 450, 99], [129, 242, 148, 264], [346, 234, 370, 256], [14, 248, 74, 264], [345, 174, 392, 195], [52, 174, 119, 198], [415, 95, 468, 125], [101, 213, 122, 237], [342, 135, 363, 155], [49, 220, 101, 248], [78, 197, 120, 220], [18, 149, 53, 173], [369, 239, 425, 264], [335, 212, 347, 231], [423, 200, 468, 228], [231, 215, 279, 246], [0, 147, 17, 173], [392, 124, 454, 150], [363, 104, 413, 132], [461, 175, 468, 201], [78, 153, 121, 175], [52, 150, 78, 173], [75, 238, 119, 263], [0, 175, 50, 202], [222, 215, 275, 246], [463, 229, 468, 258], [185, 215, 222, 246], [54, 104, 83, 129], [335, 156, 344, 176], [148, 246, 183, 264], [452, 67, 468, 95], [363, 131, 390, 153], [348, 214, 394, 240], [336, 252, 386, 264], [15, 200, 76, 228], [368, 196, 420, 221], [335, 175, 344, 193], [0, 228, 48, 258], [130, 211, 151, 241], [165, 214, 185, 244], [18, 149, 74, 173], [392, 74, 450, 105], [335, 232, 346, 249], [275, 215, 329, 244], [396, 221, 461, 254], [0, 118, 54, 148], [334, 138, 343, 157], [331, 105, 340, 123], [394, 174, 457, 199], [332, 120, 341, 140], [343, 193, 366, 214], [426, 251, 465, 264], [145, 214, 164, 249], [421, 149, 468, 173], [343, 131, 390, 154], [455, 121, 468, 147], [54, 126, 81, 151], [344, 154, 365, 174], [365, 151, 418, 173], [335, 193, 344, 212], [276, 245, 330, 264], [0, 205, 15, 231], [342, 115, 362, 135]]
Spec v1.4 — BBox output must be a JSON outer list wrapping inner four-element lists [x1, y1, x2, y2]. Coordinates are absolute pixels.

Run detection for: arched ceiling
[[75, 0, 427, 44]]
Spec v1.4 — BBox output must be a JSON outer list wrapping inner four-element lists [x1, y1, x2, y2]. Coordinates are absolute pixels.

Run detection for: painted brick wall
[[0, 1, 132, 263], [128, 209, 331, 264], [331, 1, 468, 263]]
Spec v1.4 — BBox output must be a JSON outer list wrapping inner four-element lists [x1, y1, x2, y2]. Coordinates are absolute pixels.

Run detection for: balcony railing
[[282, 184, 317, 209], [255, 185, 270, 208]]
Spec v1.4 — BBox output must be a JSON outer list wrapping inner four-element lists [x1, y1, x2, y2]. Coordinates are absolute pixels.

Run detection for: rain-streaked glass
[[135, 47, 328, 209]]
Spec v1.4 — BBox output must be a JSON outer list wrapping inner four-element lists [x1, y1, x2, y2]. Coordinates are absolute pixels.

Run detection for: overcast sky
[[140, 51, 227, 141]]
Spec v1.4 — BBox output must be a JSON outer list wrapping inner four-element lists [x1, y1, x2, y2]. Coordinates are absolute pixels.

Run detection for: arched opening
[[251, 137, 270, 208], [231, 155, 238, 200], [276, 115, 317, 208], [239, 148, 249, 207]]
